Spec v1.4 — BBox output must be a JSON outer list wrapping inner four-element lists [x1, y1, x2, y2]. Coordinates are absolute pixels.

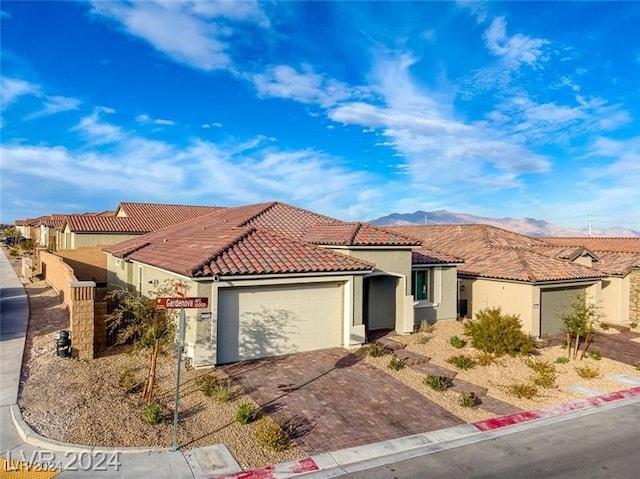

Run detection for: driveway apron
[[223, 349, 463, 454]]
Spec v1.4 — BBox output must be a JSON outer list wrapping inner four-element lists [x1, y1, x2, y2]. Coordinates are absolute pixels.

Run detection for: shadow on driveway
[[223, 348, 463, 454]]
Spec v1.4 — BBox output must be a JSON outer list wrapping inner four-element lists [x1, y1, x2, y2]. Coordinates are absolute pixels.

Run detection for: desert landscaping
[[11, 242, 639, 469]]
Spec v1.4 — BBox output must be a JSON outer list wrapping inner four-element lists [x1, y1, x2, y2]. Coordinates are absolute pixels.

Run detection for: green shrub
[[423, 375, 449, 391], [464, 307, 535, 356], [196, 373, 235, 402], [446, 354, 476, 370], [368, 343, 389, 357], [630, 322, 638, 329], [505, 383, 538, 399], [575, 365, 599, 379], [142, 402, 167, 425], [235, 402, 258, 425], [525, 358, 556, 389], [555, 356, 570, 364], [587, 350, 602, 361], [387, 356, 405, 371], [254, 420, 293, 452], [458, 392, 477, 408], [449, 335, 466, 349]]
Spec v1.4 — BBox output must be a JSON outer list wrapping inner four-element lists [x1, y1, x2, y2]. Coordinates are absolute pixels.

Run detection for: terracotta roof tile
[[106, 224, 373, 278], [103, 201, 424, 277], [413, 248, 464, 265], [542, 237, 640, 253], [389, 225, 603, 282], [303, 222, 421, 246]]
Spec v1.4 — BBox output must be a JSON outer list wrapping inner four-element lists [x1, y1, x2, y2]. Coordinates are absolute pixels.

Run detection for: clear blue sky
[[1, 1, 639, 230]]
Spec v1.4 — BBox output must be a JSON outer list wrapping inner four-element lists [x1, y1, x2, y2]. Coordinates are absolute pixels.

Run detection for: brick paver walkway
[[547, 331, 640, 366], [223, 349, 464, 454]]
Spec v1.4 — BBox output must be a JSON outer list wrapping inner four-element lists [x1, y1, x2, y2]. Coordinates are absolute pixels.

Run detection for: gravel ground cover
[[16, 274, 304, 469], [11, 248, 638, 468], [365, 321, 640, 419]]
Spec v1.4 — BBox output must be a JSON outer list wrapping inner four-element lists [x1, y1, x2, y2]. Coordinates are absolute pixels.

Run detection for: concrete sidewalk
[[2, 249, 640, 479]]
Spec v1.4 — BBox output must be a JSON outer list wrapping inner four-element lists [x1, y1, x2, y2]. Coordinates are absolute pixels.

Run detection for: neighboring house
[[539, 237, 640, 325], [103, 201, 454, 367], [388, 225, 606, 337], [57, 202, 220, 250]]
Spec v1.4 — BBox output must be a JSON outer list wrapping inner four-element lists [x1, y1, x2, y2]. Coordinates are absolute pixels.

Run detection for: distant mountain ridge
[[369, 209, 640, 238]]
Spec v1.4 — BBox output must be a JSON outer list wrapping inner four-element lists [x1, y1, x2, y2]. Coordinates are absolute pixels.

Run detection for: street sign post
[[155, 291, 210, 451]]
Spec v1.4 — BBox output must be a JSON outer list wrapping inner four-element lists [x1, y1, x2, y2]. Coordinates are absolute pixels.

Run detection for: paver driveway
[[223, 348, 463, 454]]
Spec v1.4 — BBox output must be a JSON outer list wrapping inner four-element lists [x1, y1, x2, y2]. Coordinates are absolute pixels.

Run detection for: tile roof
[[65, 202, 220, 233], [585, 251, 640, 276], [413, 248, 464, 265], [389, 225, 603, 282], [302, 222, 421, 246], [542, 237, 640, 253], [104, 201, 418, 278]]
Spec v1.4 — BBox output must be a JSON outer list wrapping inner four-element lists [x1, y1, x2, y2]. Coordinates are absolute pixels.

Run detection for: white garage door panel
[[217, 283, 343, 364], [541, 287, 586, 336]]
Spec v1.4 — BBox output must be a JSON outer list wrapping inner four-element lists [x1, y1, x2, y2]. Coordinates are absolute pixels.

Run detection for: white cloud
[[201, 122, 223, 129], [90, 0, 270, 71], [1, 77, 41, 107], [252, 65, 352, 107], [329, 55, 550, 190], [484, 17, 548, 68], [25, 95, 81, 120], [74, 108, 124, 145], [135, 114, 176, 126]]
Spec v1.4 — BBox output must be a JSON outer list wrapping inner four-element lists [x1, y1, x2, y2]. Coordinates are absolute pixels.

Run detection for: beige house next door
[[216, 282, 344, 364]]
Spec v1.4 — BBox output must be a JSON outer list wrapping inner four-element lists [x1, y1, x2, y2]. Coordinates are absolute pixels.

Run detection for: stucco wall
[[465, 278, 537, 335], [599, 276, 628, 324], [342, 249, 413, 295], [414, 266, 458, 324], [55, 247, 108, 282], [71, 233, 139, 249]]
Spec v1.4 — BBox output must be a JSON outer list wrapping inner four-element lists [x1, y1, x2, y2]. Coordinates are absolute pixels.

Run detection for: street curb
[[213, 386, 640, 479], [9, 404, 173, 455]]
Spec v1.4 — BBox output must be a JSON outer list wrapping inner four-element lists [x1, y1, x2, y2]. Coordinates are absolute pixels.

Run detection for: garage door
[[217, 282, 344, 364], [540, 286, 586, 335]]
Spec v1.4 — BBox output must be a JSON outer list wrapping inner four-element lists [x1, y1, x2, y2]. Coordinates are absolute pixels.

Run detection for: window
[[413, 270, 430, 301]]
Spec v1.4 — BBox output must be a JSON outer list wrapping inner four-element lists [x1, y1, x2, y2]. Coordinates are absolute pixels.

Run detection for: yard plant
[[525, 358, 556, 389], [446, 354, 476, 370], [449, 335, 466, 349], [458, 392, 477, 408], [423, 374, 450, 391], [464, 307, 535, 357], [368, 343, 389, 357], [254, 420, 293, 452], [387, 356, 405, 371], [142, 401, 167, 425], [575, 364, 600, 379], [504, 382, 538, 400], [560, 293, 606, 361], [236, 402, 258, 425], [196, 373, 235, 402]]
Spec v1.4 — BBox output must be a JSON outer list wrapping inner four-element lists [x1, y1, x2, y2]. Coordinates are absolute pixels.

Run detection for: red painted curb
[[474, 386, 640, 431], [213, 456, 319, 479]]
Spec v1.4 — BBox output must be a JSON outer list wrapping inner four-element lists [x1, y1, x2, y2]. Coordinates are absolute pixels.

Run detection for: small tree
[[560, 293, 605, 361], [106, 280, 179, 403]]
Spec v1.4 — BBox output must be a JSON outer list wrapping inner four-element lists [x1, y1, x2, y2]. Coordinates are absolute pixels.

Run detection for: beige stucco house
[[540, 237, 640, 326], [389, 225, 608, 337], [103, 202, 460, 367]]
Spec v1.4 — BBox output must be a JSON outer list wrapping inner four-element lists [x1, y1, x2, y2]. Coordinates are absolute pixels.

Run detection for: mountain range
[[369, 210, 640, 237]]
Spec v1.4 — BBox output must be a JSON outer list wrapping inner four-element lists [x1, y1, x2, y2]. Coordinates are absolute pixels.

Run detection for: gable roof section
[[389, 224, 603, 282], [103, 202, 396, 278], [105, 223, 374, 278], [542, 237, 640, 253], [65, 202, 221, 233]]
